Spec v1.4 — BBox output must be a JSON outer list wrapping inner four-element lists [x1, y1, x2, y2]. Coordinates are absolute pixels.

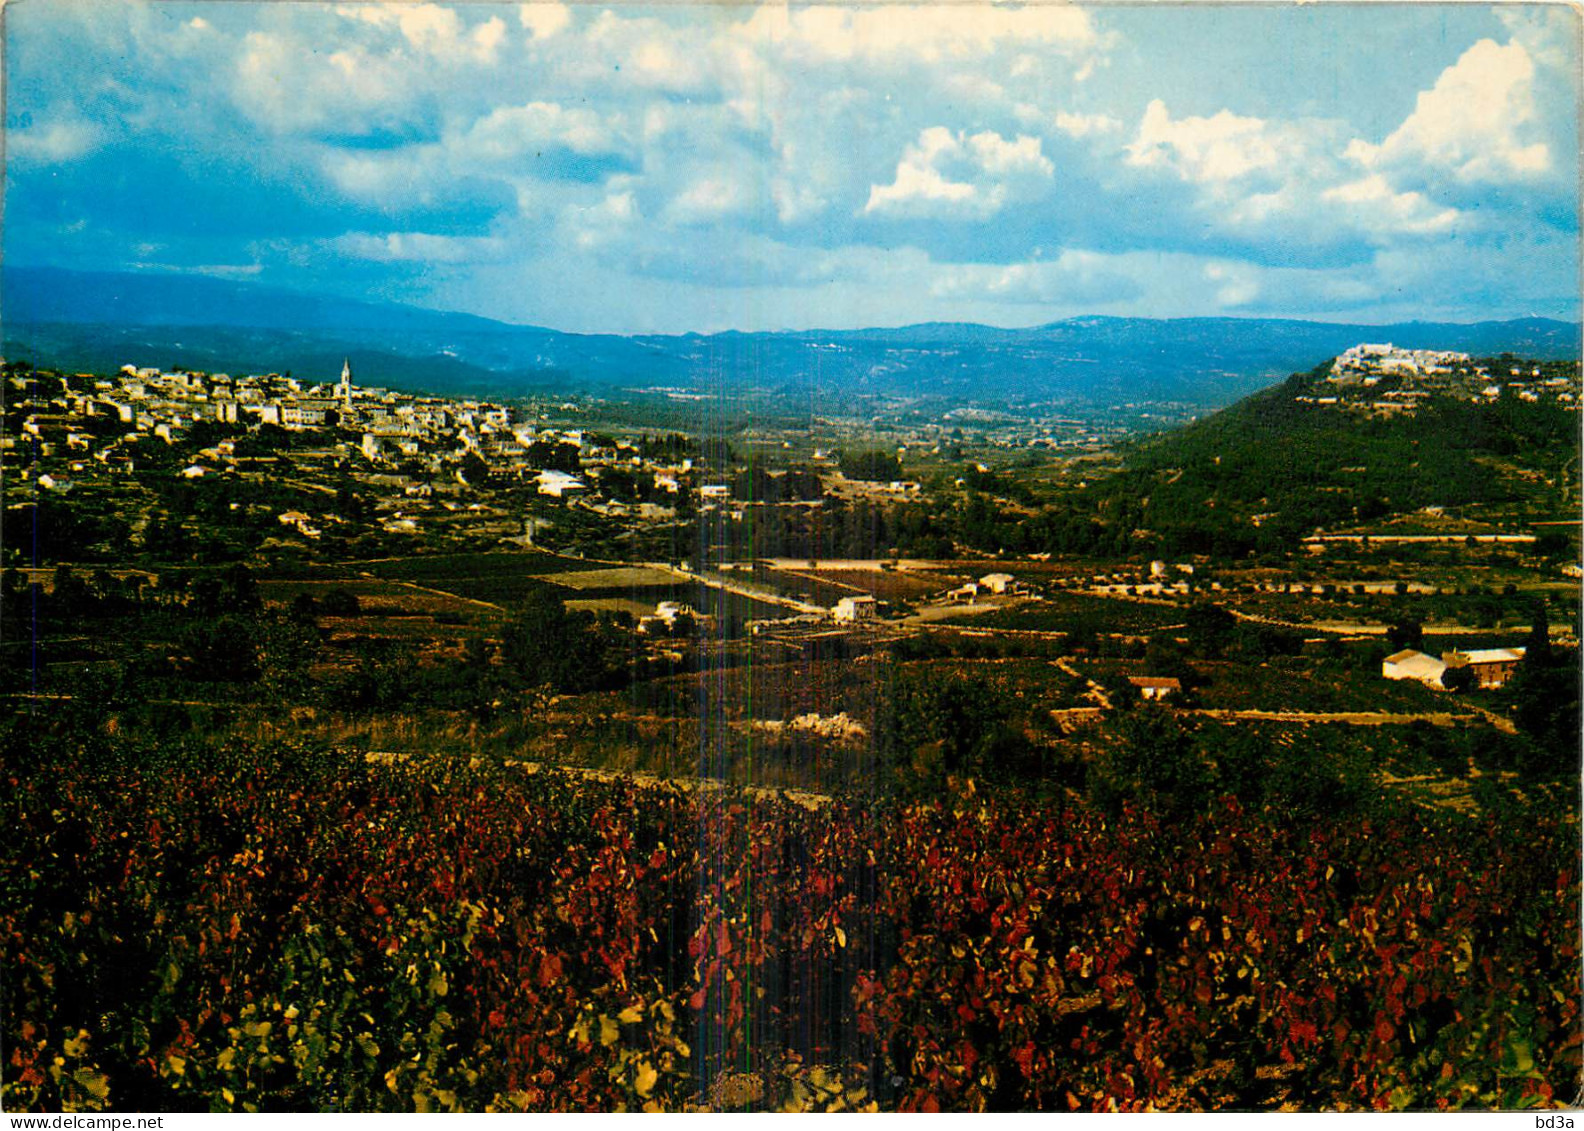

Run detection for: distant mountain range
[[4, 265, 1578, 410]]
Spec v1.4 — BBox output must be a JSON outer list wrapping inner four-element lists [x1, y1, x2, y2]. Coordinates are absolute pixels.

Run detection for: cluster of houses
[[1382, 646, 1526, 690], [946, 572, 1023, 602], [7, 359, 762, 534], [8, 359, 529, 492], [1299, 343, 1580, 415], [1329, 343, 1469, 381]]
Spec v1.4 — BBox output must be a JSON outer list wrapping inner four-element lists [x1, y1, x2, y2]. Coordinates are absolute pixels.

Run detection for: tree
[[289, 593, 320, 624], [1386, 620, 1424, 652], [839, 450, 903, 483], [1524, 597, 1553, 667], [1087, 707, 1213, 818], [457, 452, 491, 487], [179, 616, 261, 682], [880, 670, 1018, 785], [499, 588, 613, 695], [321, 588, 361, 617]]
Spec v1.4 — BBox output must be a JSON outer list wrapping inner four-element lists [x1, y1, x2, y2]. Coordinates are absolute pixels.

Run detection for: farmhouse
[[1442, 647, 1526, 689], [639, 601, 699, 634], [832, 595, 877, 623], [1382, 649, 1448, 686], [978, 572, 1016, 594], [1128, 676, 1182, 701]]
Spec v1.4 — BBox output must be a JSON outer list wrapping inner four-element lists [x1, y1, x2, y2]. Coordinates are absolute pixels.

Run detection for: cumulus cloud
[[866, 127, 1053, 219], [3, 1, 1576, 330], [1201, 261, 1259, 307], [563, 10, 721, 95], [233, 31, 412, 134], [564, 187, 639, 251], [519, 3, 572, 39], [337, 4, 506, 63], [1126, 99, 1297, 183], [457, 102, 625, 164], [1320, 175, 1459, 236], [1118, 97, 1478, 250], [735, 3, 1105, 66], [1346, 38, 1551, 182]]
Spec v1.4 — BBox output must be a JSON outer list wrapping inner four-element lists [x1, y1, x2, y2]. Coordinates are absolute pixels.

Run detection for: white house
[[639, 601, 699, 634], [832, 595, 877, 623], [978, 572, 1016, 594], [1128, 676, 1182, 701], [536, 470, 587, 498], [1443, 647, 1525, 689], [1382, 649, 1447, 686]]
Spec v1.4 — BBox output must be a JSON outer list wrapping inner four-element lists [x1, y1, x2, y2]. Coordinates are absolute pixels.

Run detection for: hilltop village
[[4, 353, 1143, 565], [1295, 343, 1580, 414]]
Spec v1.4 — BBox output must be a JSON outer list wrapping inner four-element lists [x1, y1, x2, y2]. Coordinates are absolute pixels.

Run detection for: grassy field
[[564, 597, 658, 619], [955, 593, 1191, 635], [721, 566, 862, 608], [257, 577, 489, 616], [537, 565, 681, 590], [798, 568, 944, 602], [364, 550, 611, 606]]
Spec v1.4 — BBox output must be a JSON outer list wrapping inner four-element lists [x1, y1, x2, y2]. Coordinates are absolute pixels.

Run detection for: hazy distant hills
[[5, 265, 1578, 409]]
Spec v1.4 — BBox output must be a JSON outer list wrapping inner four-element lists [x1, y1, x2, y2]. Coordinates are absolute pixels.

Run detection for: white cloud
[[1127, 99, 1291, 183], [967, 131, 1053, 177], [736, 4, 1104, 65], [942, 73, 1010, 109], [519, 3, 571, 40], [1321, 174, 1459, 235], [234, 31, 410, 133], [1347, 38, 1550, 181], [233, 31, 325, 132], [332, 230, 508, 264], [458, 101, 622, 162], [866, 127, 985, 217], [574, 11, 716, 94], [666, 172, 753, 225], [566, 188, 639, 250], [1201, 262, 1258, 307], [771, 176, 825, 225], [1053, 110, 1122, 139], [866, 127, 1052, 218], [628, 37, 699, 90], [1495, 7, 1578, 72], [7, 117, 102, 165], [337, 4, 506, 64], [929, 249, 1140, 306]]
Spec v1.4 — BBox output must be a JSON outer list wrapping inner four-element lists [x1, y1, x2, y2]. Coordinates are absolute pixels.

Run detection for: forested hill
[[1064, 362, 1581, 558]]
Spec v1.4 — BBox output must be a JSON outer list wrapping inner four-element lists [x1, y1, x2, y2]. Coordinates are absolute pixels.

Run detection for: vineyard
[[2, 727, 1578, 1112]]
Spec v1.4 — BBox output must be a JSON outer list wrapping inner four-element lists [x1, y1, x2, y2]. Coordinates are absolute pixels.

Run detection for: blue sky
[[5, 1, 1579, 332]]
